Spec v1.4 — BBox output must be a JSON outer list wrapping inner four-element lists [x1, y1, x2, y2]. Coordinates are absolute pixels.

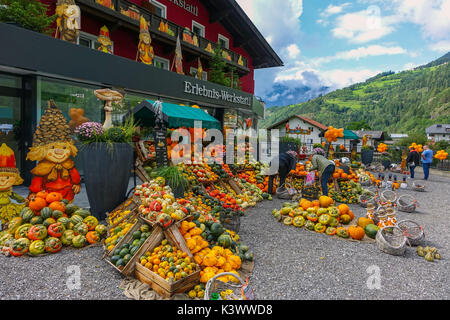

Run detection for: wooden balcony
[[76, 0, 250, 74]]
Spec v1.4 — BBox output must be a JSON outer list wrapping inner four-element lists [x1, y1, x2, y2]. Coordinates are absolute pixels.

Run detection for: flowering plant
[[74, 122, 105, 144]]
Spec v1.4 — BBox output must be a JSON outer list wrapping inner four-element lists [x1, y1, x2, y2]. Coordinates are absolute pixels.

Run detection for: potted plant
[[74, 118, 136, 220], [361, 145, 374, 165], [381, 153, 392, 170], [156, 166, 188, 199], [0, 0, 56, 34]]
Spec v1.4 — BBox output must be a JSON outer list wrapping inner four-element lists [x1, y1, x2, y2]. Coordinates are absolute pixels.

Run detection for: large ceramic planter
[[80, 142, 133, 220], [361, 150, 374, 165], [381, 159, 391, 170]]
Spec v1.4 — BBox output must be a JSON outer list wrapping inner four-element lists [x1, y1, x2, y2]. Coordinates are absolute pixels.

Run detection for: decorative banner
[[287, 128, 311, 135]]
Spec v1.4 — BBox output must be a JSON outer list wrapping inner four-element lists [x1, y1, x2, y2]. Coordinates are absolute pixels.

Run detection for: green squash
[[293, 216, 306, 228], [7, 217, 23, 235], [72, 235, 87, 248], [57, 217, 71, 228], [329, 217, 339, 228], [210, 222, 224, 237], [30, 216, 43, 225], [0, 233, 14, 246], [314, 223, 326, 233], [337, 228, 350, 239], [27, 224, 48, 241], [61, 199, 69, 205], [65, 203, 79, 215], [29, 240, 45, 256], [52, 210, 64, 220], [283, 217, 293, 226], [61, 230, 75, 246], [43, 218, 56, 228], [325, 227, 337, 236], [45, 237, 62, 253], [244, 252, 254, 261], [70, 215, 84, 225], [305, 220, 315, 231], [15, 224, 32, 239], [217, 233, 232, 248], [74, 223, 89, 236], [95, 224, 107, 237], [74, 209, 91, 219], [9, 238, 30, 256], [40, 207, 53, 220], [20, 208, 35, 222], [364, 224, 379, 239], [83, 216, 98, 231], [318, 214, 331, 226]]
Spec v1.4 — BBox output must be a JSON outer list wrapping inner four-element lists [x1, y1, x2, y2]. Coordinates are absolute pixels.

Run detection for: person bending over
[[308, 149, 335, 196], [268, 150, 298, 195]]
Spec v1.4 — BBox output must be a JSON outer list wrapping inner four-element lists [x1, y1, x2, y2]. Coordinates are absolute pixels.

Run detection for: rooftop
[[266, 115, 328, 131], [426, 124, 450, 134]]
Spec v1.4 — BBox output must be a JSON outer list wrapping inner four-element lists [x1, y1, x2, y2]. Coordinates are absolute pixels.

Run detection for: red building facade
[[41, 0, 260, 94]]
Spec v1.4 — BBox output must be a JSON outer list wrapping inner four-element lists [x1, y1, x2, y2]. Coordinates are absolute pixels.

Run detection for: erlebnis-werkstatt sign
[[184, 81, 252, 107], [167, 0, 198, 16]]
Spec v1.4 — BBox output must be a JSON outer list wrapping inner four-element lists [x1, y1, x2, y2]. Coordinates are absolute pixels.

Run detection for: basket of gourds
[[397, 219, 424, 246], [359, 190, 376, 208], [376, 225, 407, 256], [396, 195, 418, 213], [380, 190, 398, 204], [204, 272, 253, 300]]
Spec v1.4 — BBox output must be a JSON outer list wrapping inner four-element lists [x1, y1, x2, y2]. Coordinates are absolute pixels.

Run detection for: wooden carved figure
[[26, 100, 81, 202], [137, 17, 154, 65], [55, 0, 81, 43], [97, 26, 113, 54], [0, 144, 26, 227]]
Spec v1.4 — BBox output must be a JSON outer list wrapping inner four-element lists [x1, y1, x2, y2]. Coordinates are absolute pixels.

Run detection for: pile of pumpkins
[[0, 191, 106, 257], [272, 196, 379, 241]]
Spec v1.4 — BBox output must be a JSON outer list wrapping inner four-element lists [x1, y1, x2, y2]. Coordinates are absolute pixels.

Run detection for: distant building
[[426, 124, 450, 142], [267, 115, 328, 148], [354, 130, 386, 151]]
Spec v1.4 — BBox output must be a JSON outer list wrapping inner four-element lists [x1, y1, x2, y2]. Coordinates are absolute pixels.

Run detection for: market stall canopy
[[131, 100, 221, 130], [343, 129, 359, 140]]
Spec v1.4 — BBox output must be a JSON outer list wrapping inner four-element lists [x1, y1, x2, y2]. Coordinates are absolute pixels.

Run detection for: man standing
[[406, 147, 420, 179], [421, 145, 433, 180]]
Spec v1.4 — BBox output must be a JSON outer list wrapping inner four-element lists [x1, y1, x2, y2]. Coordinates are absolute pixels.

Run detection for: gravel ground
[[1, 173, 449, 300]]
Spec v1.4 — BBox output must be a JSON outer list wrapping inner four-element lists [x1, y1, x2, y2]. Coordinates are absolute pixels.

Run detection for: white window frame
[[190, 67, 208, 81], [150, 0, 167, 19], [153, 56, 170, 70], [192, 20, 205, 38], [78, 31, 114, 53], [218, 34, 229, 49]]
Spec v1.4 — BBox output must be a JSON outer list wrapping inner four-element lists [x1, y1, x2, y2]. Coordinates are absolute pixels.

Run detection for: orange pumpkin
[[49, 201, 66, 213], [332, 172, 340, 179], [36, 191, 48, 199], [341, 173, 348, 179], [46, 192, 63, 204], [86, 231, 100, 244], [301, 200, 312, 210], [347, 210, 355, 220], [348, 225, 365, 240], [319, 195, 334, 208], [357, 217, 374, 229], [312, 200, 320, 207], [29, 197, 47, 212], [338, 204, 349, 215]]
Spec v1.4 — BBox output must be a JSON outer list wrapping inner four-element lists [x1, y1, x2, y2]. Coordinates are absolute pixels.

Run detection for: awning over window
[[343, 129, 360, 140], [131, 100, 221, 129]]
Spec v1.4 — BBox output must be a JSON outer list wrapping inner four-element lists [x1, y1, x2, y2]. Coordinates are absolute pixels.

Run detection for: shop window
[[78, 32, 114, 53], [218, 34, 229, 49], [154, 56, 170, 70], [192, 20, 205, 38], [150, 0, 167, 18], [0, 73, 21, 88], [190, 67, 208, 81]]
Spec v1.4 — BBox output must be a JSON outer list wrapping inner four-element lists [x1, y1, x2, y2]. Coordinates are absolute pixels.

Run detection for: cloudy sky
[[235, 0, 450, 107]]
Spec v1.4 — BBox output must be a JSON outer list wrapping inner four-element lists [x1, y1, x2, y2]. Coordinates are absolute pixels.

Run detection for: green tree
[[0, 0, 56, 34], [347, 121, 372, 130], [208, 44, 229, 87]]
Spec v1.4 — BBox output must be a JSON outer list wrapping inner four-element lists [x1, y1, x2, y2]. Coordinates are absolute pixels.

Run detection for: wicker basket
[[204, 272, 253, 300], [219, 212, 241, 233], [412, 180, 426, 192], [372, 205, 387, 225], [380, 190, 397, 204], [359, 191, 376, 208], [376, 226, 407, 256], [396, 195, 417, 213], [397, 220, 425, 246]]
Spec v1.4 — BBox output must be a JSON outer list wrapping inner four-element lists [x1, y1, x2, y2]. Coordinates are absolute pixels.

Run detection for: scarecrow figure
[[97, 26, 113, 54], [55, 0, 81, 43], [136, 17, 154, 65], [27, 100, 81, 202], [0, 144, 26, 227]]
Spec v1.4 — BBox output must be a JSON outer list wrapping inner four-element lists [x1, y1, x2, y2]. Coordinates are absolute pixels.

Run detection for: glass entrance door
[[0, 74, 23, 173]]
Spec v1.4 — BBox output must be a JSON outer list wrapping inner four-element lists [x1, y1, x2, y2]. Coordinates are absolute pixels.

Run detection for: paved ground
[[1, 173, 448, 300]]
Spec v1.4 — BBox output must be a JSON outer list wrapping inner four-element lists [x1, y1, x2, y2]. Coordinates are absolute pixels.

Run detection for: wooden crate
[[227, 178, 242, 194], [134, 229, 200, 298], [104, 223, 160, 277], [106, 198, 139, 228]]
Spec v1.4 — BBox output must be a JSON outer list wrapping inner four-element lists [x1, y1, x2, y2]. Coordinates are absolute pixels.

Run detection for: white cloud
[[286, 44, 301, 59], [321, 3, 351, 17], [394, 0, 450, 41], [322, 69, 381, 88], [402, 62, 418, 70], [332, 8, 396, 43], [429, 40, 450, 53], [313, 45, 407, 64]]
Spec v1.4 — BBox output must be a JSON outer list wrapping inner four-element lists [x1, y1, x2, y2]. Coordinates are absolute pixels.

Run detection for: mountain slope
[[261, 53, 450, 134]]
